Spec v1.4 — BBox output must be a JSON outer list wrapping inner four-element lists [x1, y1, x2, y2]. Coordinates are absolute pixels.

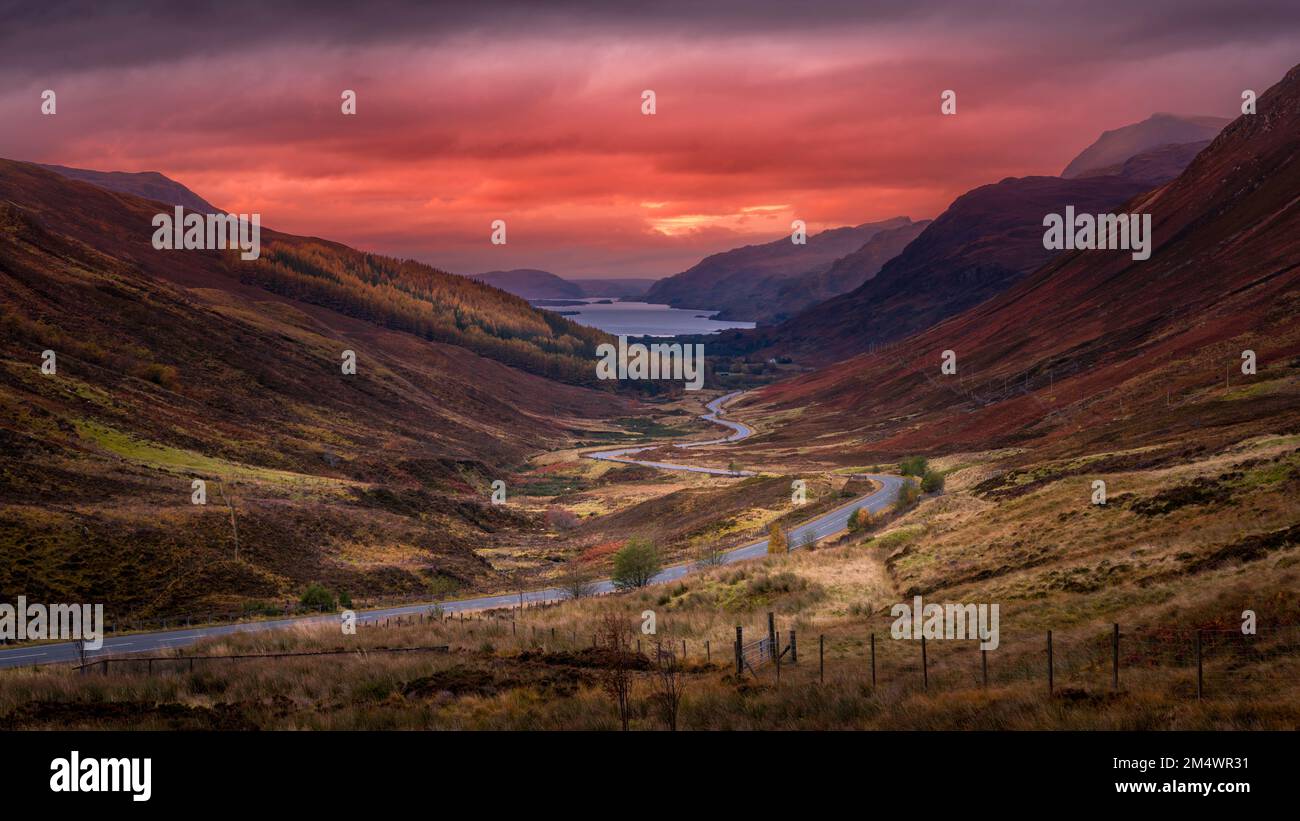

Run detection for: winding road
[[0, 392, 903, 670]]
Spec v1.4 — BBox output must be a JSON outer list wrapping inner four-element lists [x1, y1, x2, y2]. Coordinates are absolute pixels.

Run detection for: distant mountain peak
[[1061, 113, 1230, 178]]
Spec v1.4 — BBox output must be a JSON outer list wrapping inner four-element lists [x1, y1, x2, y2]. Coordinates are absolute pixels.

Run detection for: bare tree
[[596, 612, 635, 731], [560, 561, 598, 600], [694, 544, 726, 568], [651, 640, 684, 731], [214, 478, 240, 561]]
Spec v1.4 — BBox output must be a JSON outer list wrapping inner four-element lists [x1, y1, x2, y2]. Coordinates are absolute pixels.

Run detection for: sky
[[2, 1, 1298, 278]]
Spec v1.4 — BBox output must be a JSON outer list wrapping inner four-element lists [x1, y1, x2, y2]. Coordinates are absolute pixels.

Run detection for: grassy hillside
[[0, 166, 642, 619]]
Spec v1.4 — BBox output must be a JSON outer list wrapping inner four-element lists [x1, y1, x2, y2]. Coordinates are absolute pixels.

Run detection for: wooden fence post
[[767, 612, 776, 654], [705, 640, 710, 662], [921, 635, 928, 690], [682, 639, 686, 660], [1047, 630, 1054, 695], [1196, 630, 1203, 700], [1112, 623, 1119, 691], [819, 634, 824, 683], [735, 626, 743, 677], [789, 629, 797, 664], [870, 633, 876, 689], [981, 647, 988, 688]]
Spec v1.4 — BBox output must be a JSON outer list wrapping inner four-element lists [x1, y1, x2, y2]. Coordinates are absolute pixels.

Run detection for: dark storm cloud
[[2, 0, 1298, 77]]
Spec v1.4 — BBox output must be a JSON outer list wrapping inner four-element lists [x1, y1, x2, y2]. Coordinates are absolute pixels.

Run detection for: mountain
[[742, 63, 1300, 464], [569, 278, 658, 299], [38, 162, 220, 212], [718, 175, 1155, 364], [771, 219, 930, 321], [0, 159, 634, 617], [471, 271, 659, 300], [1072, 140, 1212, 184], [472, 268, 585, 300], [1060, 113, 1229, 178], [643, 217, 914, 323]]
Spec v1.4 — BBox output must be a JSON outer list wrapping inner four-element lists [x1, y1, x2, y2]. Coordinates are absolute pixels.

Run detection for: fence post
[[870, 633, 876, 689], [767, 612, 776, 651], [819, 634, 824, 683], [920, 636, 928, 690], [682, 639, 686, 660], [789, 629, 797, 664], [1112, 623, 1119, 692], [981, 647, 988, 688], [1047, 630, 1054, 695], [1196, 630, 1203, 700], [706, 640, 710, 663], [735, 626, 743, 677]]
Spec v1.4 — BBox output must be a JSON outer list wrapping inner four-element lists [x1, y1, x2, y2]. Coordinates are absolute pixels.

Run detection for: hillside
[[2, 162, 619, 389], [1072, 140, 1213, 183], [0, 161, 638, 618], [715, 175, 1155, 364], [740, 63, 1300, 465], [37, 163, 220, 212], [471, 268, 585, 300], [644, 217, 914, 323], [1060, 113, 1228, 178]]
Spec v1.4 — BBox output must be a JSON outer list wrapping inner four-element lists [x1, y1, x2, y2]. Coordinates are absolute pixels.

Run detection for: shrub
[[300, 583, 335, 611], [612, 539, 661, 590], [921, 470, 945, 493], [545, 505, 580, 530], [893, 481, 920, 513], [899, 456, 928, 477], [337, 589, 353, 608], [847, 508, 871, 532]]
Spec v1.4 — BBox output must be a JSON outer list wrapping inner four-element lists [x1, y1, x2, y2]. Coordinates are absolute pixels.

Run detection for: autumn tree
[[767, 523, 788, 554]]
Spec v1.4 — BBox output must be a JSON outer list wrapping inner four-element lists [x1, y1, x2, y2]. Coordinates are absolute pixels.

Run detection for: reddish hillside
[[717, 174, 1154, 364], [0, 162, 634, 616], [743, 63, 1300, 464]]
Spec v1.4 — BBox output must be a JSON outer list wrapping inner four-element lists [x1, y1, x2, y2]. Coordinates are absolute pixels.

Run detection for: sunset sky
[[3, 1, 1298, 278]]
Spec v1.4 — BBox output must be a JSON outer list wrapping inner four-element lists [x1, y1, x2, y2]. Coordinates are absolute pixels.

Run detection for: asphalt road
[[0, 391, 901, 669]]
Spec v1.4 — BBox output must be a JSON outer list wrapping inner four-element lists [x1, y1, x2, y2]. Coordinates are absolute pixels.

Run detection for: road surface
[[0, 391, 901, 669]]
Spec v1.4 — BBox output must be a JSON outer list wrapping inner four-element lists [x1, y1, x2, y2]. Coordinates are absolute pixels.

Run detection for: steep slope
[[743, 64, 1300, 466], [472, 268, 584, 300], [721, 175, 1154, 364], [1061, 113, 1228, 178], [774, 219, 930, 320], [38, 163, 219, 212], [644, 217, 913, 323], [0, 162, 635, 618], [1, 161, 616, 388], [1072, 140, 1212, 183]]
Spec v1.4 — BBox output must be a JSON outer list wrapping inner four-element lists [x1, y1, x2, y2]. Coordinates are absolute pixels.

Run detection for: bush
[[337, 589, 353, 608], [611, 539, 661, 590], [300, 583, 336, 611], [893, 481, 920, 513], [847, 508, 868, 532], [899, 456, 928, 477], [920, 470, 945, 493], [545, 506, 579, 530]]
